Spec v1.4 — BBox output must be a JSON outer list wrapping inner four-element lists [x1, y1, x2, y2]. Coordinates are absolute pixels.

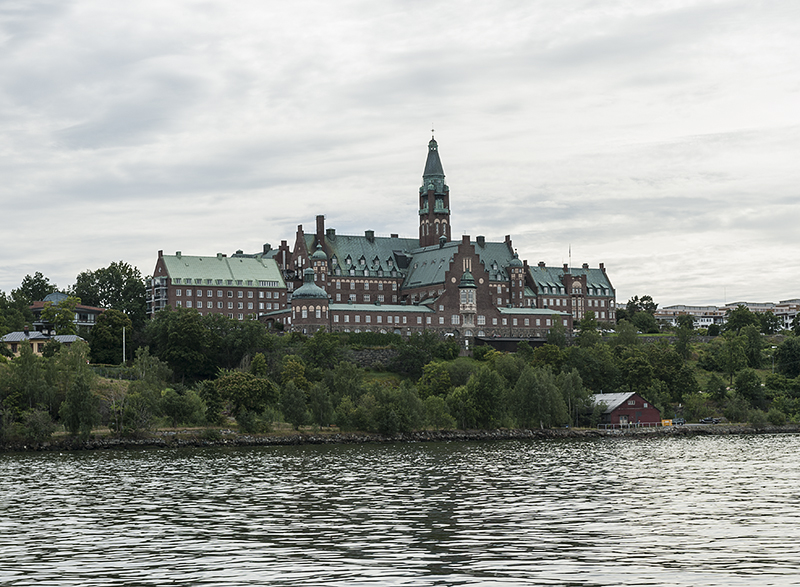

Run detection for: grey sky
[[2, 0, 799, 307]]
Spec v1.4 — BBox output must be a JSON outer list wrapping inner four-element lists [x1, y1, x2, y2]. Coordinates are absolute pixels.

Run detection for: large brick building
[[148, 136, 617, 343]]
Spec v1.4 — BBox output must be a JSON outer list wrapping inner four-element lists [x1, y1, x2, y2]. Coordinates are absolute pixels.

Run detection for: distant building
[[1, 329, 84, 357], [655, 305, 727, 328], [30, 292, 105, 334], [591, 392, 661, 426], [147, 136, 617, 343]]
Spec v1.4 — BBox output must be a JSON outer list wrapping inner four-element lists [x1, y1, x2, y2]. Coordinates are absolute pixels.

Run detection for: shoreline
[[3, 423, 799, 453]]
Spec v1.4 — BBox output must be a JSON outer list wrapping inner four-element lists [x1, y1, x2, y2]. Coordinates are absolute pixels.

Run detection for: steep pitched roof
[[161, 254, 286, 287], [591, 392, 637, 413], [306, 233, 417, 278], [528, 265, 615, 296], [423, 138, 445, 178]]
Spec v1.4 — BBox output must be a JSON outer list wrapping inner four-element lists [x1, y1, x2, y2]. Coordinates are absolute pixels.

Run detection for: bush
[[767, 407, 786, 427], [748, 409, 768, 430], [22, 409, 56, 441], [473, 346, 492, 361]]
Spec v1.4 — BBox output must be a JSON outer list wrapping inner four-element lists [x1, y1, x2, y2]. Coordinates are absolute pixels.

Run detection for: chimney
[[504, 235, 513, 253], [316, 215, 325, 248], [538, 261, 546, 268], [326, 228, 336, 238], [563, 263, 569, 273], [477, 236, 485, 247], [365, 230, 374, 242], [582, 263, 589, 269], [462, 234, 470, 245], [600, 262, 606, 273], [158, 250, 163, 258], [176, 251, 181, 258], [263, 243, 271, 254], [390, 233, 398, 238]]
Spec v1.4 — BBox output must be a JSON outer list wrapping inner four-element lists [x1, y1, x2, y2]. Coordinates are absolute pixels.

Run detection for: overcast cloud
[[2, 0, 799, 308]]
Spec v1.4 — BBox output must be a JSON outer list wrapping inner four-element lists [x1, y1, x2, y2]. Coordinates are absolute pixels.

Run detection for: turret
[[418, 135, 451, 247]]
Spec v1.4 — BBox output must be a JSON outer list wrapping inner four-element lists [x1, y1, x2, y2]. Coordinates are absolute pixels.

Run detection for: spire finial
[[431, 124, 435, 140]]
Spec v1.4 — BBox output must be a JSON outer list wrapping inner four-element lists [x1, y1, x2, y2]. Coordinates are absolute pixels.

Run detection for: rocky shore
[[3, 423, 799, 453]]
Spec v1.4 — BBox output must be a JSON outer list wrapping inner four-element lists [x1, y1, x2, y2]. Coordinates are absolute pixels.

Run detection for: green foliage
[[735, 369, 764, 410], [767, 407, 786, 426], [327, 361, 364, 402], [59, 372, 100, 438], [707, 324, 720, 336], [446, 357, 480, 387], [12, 272, 58, 305], [516, 341, 534, 363], [417, 361, 452, 399], [576, 311, 601, 347], [280, 381, 308, 430], [622, 355, 653, 393], [626, 295, 658, 316], [472, 345, 493, 361], [723, 393, 750, 423], [775, 337, 800, 378], [250, 353, 269, 377], [90, 308, 133, 364], [566, 344, 620, 393], [741, 325, 763, 369], [196, 380, 225, 425], [146, 308, 212, 380], [759, 312, 781, 335], [674, 324, 694, 360], [216, 370, 278, 415], [513, 366, 568, 429], [280, 355, 310, 390], [334, 382, 423, 434], [71, 261, 148, 330], [464, 367, 506, 428], [160, 388, 206, 427], [631, 311, 659, 334], [21, 408, 57, 441], [41, 339, 62, 358], [423, 395, 456, 430], [545, 317, 568, 348], [723, 305, 761, 335], [556, 368, 588, 426], [676, 314, 695, 330], [493, 353, 526, 388], [301, 328, 343, 370], [307, 382, 334, 427], [706, 373, 728, 402], [532, 344, 565, 371], [41, 296, 81, 335], [613, 320, 639, 348], [747, 409, 768, 430]]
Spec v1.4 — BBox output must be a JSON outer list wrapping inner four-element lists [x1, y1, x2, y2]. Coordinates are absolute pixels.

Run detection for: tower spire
[[418, 134, 451, 247]]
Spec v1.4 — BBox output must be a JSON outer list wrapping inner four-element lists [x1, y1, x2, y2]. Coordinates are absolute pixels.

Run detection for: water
[[2, 434, 800, 586]]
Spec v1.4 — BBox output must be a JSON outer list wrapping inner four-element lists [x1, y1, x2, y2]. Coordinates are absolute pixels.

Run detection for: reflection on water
[[2, 435, 800, 586]]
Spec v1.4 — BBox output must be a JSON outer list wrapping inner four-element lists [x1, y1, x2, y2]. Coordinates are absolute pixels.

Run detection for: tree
[[216, 370, 278, 415], [735, 369, 764, 410], [626, 295, 658, 316], [40, 296, 80, 335], [723, 305, 761, 334], [546, 316, 568, 348], [631, 311, 659, 334], [719, 333, 747, 384], [775, 337, 800, 379], [741, 324, 763, 369], [71, 262, 147, 329], [12, 272, 57, 305], [59, 371, 100, 438], [613, 320, 638, 347], [280, 381, 308, 430], [89, 309, 132, 364], [512, 366, 568, 429], [676, 314, 695, 330], [464, 367, 506, 428], [145, 307, 212, 380], [675, 323, 694, 360], [423, 395, 456, 430], [576, 311, 601, 347], [417, 361, 452, 399], [759, 312, 781, 335], [307, 382, 334, 427]]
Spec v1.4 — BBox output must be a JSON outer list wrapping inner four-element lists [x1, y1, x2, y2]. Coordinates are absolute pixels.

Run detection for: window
[[207, 301, 213, 308], [536, 318, 541, 326], [227, 291, 233, 298], [236, 302, 242, 309], [238, 314, 244, 320], [644, 402, 649, 408], [366, 316, 371, 323], [302, 308, 308, 319], [336, 294, 341, 301], [524, 318, 529, 326], [378, 295, 384, 302], [238, 291, 243, 298], [502, 318, 507, 326], [477, 315, 485, 325], [176, 289, 182, 296], [174, 278, 182, 285], [426, 317, 432, 325], [248, 302, 253, 309], [176, 301, 182, 307], [512, 318, 517, 326], [377, 316, 382, 324], [392, 283, 397, 291], [227, 280, 233, 286], [403, 316, 407, 324], [439, 305, 444, 311], [349, 294, 356, 302], [378, 283, 384, 290], [334, 315, 339, 323], [451, 315, 460, 325], [438, 317, 444, 325], [355, 315, 361, 323], [207, 290, 213, 297], [228, 302, 233, 309], [316, 308, 321, 319], [492, 318, 498, 325], [217, 302, 223, 309], [196, 290, 202, 297], [628, 400, 636, 406], [248, 291, 253, 298], [497, 298, 502, 305], [266, 303, 272, 309], [417, 317, 422, 324], [186, 301, 192, 308], [336, 281, 341, 289], [350, 281, 355, 290], [364, 282, 369, 290], [217, 290, 223, 297], [344, 315, 350, 323], [364, 294, 370, 302], [386, 316, 392, 324], [259, 302, 264, 310]]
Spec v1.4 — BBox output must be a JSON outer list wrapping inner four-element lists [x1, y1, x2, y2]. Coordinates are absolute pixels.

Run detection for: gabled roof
[[161, 254, 286, 288], [403, 241, 460, 288], [591, 392, 638, 413], [309, 233, 417, 278], [2, 331, 49, 342], [529, 265, 615, 296]]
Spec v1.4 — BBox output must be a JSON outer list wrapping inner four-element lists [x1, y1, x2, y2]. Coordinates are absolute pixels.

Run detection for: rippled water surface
[[2, 435, 800, 586]]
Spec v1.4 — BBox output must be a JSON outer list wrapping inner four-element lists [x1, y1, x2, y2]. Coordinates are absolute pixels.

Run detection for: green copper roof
[[307, 233, 417, 277], [528, 265, 615, 296], [329, 303, 434, 313], [423, 138, 445, 178], [161, 254, 286, 288], [292, 268, 329, 300], [459, 270, 476, 288]]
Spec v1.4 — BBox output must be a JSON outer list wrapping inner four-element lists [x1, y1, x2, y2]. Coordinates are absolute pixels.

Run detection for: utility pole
[[122, 326, 126, 365]]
